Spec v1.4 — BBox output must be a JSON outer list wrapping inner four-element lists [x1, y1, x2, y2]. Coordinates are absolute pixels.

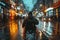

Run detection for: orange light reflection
[[9, 9, 18, 40], [9, 20, 18, 40]]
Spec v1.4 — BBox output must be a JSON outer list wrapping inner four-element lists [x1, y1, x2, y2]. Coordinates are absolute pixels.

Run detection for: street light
[[40, 4, 43, 7], [45, 7, 54, 12], [20, 3, 23, 6], [16, 6, 20, 10]]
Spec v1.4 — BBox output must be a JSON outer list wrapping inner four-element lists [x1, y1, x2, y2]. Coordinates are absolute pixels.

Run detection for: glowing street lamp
[[16, 6, 20, 10], [19, 9, 24, 14], [40, 4, 43, 7], [20, 3, 23, 6]]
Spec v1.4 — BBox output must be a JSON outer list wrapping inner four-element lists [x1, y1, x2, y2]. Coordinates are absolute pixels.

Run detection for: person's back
[[22, 12, 39, 40], [25, 17, 37, 32], [22, 12, 38, 31]]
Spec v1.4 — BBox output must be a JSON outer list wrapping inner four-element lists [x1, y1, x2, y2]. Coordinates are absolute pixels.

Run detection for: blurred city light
[[16, 6, 20, 10], [0, 2, 5, 6], [39, 4, 43, 7], [9, 9, 16, 19], [43, 21, 46, 31], [20, 4, 23, 6], [46, 22, 53, 36], [10, 0, 16, 5], [19, 9, 24, 14], [9, 20, 18, 40], [11, 5, 14, 8], [45, 7, 54, 12], [39, 31, 42, 40]]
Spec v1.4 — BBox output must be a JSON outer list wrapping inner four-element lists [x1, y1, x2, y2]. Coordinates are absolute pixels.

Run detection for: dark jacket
[[22, 16, 38, 32]]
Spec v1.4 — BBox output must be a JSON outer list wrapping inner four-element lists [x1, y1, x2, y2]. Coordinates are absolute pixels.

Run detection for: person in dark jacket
[[22, 12, 39, 40]]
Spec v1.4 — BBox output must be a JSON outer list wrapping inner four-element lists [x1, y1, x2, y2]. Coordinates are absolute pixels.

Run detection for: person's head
[[28, 12, 33, 17]]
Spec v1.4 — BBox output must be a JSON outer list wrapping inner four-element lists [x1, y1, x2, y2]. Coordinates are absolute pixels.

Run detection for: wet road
[[0, 16, 58, 40], [8, 18, 49, 40]]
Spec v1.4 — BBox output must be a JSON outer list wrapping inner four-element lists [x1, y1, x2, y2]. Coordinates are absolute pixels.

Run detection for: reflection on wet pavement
[[9, 20, 18, 40]]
